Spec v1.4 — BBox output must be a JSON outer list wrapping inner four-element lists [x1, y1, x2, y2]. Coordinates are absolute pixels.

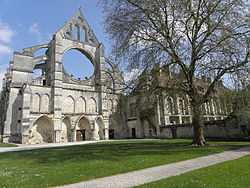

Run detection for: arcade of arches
[[27, 116, 107, 144]]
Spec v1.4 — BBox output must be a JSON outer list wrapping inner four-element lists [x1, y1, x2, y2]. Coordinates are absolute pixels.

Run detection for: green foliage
[[222, 86, 250, 119], [0, 139, 249, 187], [137, 154, 250, 188]]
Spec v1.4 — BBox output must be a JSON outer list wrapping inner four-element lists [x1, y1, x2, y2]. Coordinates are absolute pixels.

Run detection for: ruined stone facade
[[0, 11, 239, 144], [0, 11, 124, 144]]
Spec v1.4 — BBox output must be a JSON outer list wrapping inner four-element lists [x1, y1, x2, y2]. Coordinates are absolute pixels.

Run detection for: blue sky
[[0, 0, 113, 89]]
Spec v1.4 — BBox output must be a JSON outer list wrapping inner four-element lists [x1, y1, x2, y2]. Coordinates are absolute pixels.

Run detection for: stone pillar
[[103, 119, 109, 140], [95, 44, 105, 116], [50, 38, 63, 143], [91, 129, 98, 140], [71, 120, 77, 142], [104, 128, 109, 140], [21, 84, 31, 144], [2, 88, 20, 142], [54, 119, 62, 143], [77, 24, 81, 41], [90, 121, 100, 140], [54, 129, 61, 143], [72, 129, 76, 142]]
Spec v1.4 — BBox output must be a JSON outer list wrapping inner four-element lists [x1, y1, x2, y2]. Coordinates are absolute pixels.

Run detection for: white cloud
[[29, 23, 47, 44], [123, 69, 142, 82], [29, 23, 41, 36], [0, 19, 15, 43], [0, 20, 15, 59], [0, 44, 12, 55]]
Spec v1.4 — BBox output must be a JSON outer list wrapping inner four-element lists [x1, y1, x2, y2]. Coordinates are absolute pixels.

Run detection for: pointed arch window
[[167, 97, 174, 114]]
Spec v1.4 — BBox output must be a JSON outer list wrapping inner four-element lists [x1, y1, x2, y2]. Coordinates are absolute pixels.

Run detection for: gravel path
[[55, 146, 250, 188]]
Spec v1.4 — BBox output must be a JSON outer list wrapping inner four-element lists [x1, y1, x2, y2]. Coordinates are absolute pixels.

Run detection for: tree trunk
[[191, 104, 207, 146]]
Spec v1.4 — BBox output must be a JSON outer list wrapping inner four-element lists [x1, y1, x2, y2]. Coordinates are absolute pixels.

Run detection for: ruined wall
[[159, 119, 250, 139]]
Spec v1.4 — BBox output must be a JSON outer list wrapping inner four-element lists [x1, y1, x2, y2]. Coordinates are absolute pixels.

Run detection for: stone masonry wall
[[159, 118, 250, 139]]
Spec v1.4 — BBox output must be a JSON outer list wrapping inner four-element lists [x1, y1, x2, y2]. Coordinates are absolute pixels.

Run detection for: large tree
[[100, 0, 250, 145]]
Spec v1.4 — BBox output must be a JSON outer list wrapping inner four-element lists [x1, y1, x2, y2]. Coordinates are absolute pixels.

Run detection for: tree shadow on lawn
[[0, 140, 247, 165], [0, 140, 249, 188]]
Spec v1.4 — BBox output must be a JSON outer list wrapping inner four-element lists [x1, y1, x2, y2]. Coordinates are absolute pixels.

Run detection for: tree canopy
[[101, 0, 250, 145]]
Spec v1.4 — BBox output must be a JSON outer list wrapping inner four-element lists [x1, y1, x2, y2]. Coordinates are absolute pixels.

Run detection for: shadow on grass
[[1, 139, 248, 165], [0, 139, 249, 188]]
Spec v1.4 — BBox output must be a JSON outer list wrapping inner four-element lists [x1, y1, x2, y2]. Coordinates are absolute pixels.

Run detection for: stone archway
[[61, 117, 72, 142], [76, 116, 92, 141], [63, 49, 94, 80], [96, 117, 105, 140], [28, 116, 54, 144]]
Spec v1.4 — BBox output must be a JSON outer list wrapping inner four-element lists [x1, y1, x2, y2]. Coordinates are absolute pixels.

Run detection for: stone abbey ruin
[[0, 11, 248, 144], [0, 11, 124, 144]]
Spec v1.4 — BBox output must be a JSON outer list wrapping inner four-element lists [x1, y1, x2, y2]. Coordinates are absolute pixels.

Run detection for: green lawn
[[137, 154, 250, 188], [0, 139, 249, 188], [0, 143, 18, 147]]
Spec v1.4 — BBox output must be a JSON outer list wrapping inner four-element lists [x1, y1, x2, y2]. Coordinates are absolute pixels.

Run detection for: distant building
[[117, 64, 231, 139]]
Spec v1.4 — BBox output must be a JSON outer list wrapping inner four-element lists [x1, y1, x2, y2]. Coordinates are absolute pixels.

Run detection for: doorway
[[76, 130, 85, 141], [132, 128, 136, 138], [109, 129, 114, 139], [76, 116, 92, 140], [149, 130, 153, 137]]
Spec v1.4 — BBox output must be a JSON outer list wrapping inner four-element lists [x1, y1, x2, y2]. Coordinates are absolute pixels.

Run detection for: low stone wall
[[159, 128, 172, 138], [160, 118, 250, 139]]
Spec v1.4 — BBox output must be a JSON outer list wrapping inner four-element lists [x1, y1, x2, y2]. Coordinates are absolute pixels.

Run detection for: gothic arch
[[105, 72, 115, 92], [28, 115, 54, 144], [41, 94, 50, 112], [167, 97, 174, 114], [32, 93, 41, 112], [107, 99, 113, 112], [88, 97, 97, 113], [179, 98, 185, 115], [209, 100, 215, 115], [76, 97, 86, 113], [113, 99, 119, 111], [76, 116, 92, 141], [63, 96, 75, 113]]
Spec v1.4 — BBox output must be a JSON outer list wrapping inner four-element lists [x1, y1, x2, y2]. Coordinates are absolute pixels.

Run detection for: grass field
[[0, 143, 18, 147], [0, 139, 249, 188], [137, 154, 250, 188]]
